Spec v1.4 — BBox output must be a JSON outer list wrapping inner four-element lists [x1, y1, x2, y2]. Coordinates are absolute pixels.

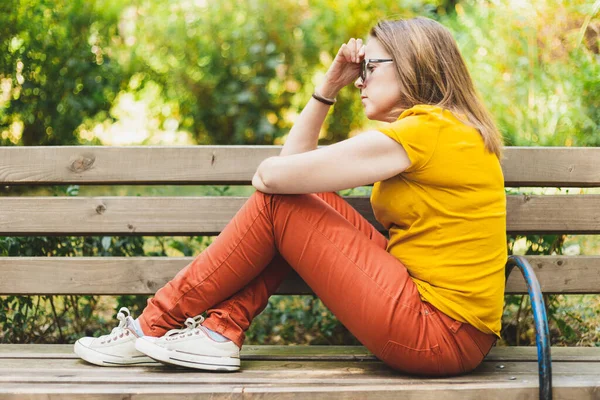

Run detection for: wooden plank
[[0, 356, 599, 380], [0, 384, 596, 400], [0, 197, 253, 236], [0, 195, 599, 235], [501, 147, 600, 187], [0, 146, 280, 186], [1, 345, 600, 362], [0, 256, 598, 295], [504, 255, 600, 294], [506, 195, 600, 233], [0, 345, 598, 399], [1, 360, 599, 380], [0, 384, 592, 400], [0, 358, 598, 399], [1, 146, 599, 187], [0, 196, 382, 235]]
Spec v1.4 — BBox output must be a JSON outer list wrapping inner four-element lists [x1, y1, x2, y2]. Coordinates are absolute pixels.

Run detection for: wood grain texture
[[506, 195, 600, 233], [0, 355, 598, 399], [501, 147, 600, 187], [0, 256, 598, 295], [0, 146, 279, 185], [1, 146, 599, 186], [1, 345, 599, 362], [2, 360, 599, 379], [0, 195, 599, 235], [0, 196, 251, 236]]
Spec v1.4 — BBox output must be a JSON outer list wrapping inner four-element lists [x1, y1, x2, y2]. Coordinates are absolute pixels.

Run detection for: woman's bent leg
[[201, 192, 388, 346], [139, 190, 488, 375], [138, 190, 279, 338], [138, 191, 387, 341], [201, 253, 291, 346]]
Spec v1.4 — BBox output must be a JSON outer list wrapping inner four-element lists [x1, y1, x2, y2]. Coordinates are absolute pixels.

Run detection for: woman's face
[[354, 38, 404, 123]]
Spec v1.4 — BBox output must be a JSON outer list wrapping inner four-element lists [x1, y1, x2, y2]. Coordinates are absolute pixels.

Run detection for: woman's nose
[[354, 77, 364, 89]]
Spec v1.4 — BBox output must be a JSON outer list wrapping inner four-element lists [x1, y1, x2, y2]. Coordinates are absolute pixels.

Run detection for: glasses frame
[[360, 58, 394, 83]]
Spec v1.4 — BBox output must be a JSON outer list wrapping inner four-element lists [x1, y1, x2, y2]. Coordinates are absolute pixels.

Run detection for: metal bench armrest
[[505, 255, 553, 400]]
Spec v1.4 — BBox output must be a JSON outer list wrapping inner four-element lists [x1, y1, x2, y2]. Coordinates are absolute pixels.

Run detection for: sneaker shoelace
[[100, 307, 133, 344], [164, 315, 205, 341]]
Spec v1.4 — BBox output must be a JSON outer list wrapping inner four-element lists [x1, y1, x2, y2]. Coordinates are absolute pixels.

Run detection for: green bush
[[441, 0, 599, 147], [0, 0, 128, 146]]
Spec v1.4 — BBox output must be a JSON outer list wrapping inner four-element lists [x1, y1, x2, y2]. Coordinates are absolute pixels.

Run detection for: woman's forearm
[[279, 82, 342, 157]]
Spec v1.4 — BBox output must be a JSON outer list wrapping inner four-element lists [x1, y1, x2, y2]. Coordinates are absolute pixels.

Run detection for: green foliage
[[119, 0, 441, 145], [245, 296, 360, 345], [1, 0, 597, 147], [441, 0, 599, 146], [0, 0, 128, 146], [123, 1, 307, 144]]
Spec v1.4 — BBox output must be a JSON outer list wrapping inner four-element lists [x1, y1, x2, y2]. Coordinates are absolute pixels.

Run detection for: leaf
[[66, 185, 80, 196], [101, 237, 112, 251]]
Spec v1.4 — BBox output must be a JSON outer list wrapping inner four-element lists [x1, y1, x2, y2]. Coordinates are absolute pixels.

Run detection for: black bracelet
[[312, 92, 336, 106]]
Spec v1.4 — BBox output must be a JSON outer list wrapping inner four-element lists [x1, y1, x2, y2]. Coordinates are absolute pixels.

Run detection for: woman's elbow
[[252, 170, 274, 193], [253, 158, 279, 193]]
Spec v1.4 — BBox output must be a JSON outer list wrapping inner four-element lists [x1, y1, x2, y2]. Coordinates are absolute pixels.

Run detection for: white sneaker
[[74, 307, 160, 367], [135, 315, 241, 371]]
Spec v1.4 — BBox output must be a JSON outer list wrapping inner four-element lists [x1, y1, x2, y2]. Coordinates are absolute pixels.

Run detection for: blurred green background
[[0, 0, 599, 347]]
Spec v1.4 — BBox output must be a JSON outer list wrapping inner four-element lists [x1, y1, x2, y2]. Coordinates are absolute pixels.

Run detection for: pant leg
[[201, 191, 388, 346], [139, 190, 489, 376], [200, 253, 291, 346]]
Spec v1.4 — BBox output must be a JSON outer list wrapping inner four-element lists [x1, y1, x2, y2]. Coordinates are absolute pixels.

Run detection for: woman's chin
[[365, 108, 401, 123], [364, 109, 383, 122], [363, 106, 376, 120]]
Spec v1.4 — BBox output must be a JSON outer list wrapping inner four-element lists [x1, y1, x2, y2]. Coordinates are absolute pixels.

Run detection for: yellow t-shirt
[[370, 104, 507, 337]]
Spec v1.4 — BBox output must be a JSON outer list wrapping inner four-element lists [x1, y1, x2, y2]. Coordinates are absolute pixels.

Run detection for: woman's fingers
[[344, 39, 354, 63], [355, 39, 362, 63], [339, 43, 350, 63], [340, 38, 363, 63], [327, 39, 365, 87], [336, 38, 365, 64]]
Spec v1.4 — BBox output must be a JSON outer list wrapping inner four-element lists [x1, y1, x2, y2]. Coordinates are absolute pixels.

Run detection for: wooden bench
[[0, 145, 599, 400]]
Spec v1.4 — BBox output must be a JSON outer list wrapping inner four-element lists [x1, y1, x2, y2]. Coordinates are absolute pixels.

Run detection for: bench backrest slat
[[0, 256, 597, 295], [1, 146, 599, 187], [0, 196, 599, 235]]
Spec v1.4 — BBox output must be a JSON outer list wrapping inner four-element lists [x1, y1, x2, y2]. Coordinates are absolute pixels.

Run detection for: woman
[[74, 16, 506, 377]]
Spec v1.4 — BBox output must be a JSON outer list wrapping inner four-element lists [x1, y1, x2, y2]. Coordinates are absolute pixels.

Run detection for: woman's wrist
[[316, 81, 342, 100]]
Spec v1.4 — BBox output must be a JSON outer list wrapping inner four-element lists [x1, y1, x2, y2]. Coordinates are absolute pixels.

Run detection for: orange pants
[[139, 190, 496, 376]]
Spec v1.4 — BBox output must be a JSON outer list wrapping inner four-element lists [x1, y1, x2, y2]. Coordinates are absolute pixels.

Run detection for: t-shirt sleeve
[[377, 114, 440, 174]]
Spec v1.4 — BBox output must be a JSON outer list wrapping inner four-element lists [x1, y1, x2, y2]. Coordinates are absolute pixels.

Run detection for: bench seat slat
[[0, 381, 597, 400], [1, 195, 599, 235], [0, 354, 598, 399], [1, 360, 599, 378], [1, 345, 599, 362], [0, 256, 599, 295], [1, 146, 599, 187]]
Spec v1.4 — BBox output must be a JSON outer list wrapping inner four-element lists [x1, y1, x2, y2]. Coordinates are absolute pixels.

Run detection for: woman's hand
[[317, 38, 365, 99]]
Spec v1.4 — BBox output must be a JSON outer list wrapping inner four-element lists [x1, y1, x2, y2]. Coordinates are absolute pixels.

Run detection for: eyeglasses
[[360, 58, 394, 83]]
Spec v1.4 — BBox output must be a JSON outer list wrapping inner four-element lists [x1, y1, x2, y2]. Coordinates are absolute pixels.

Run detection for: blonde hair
[[370, 17, 504, 158]]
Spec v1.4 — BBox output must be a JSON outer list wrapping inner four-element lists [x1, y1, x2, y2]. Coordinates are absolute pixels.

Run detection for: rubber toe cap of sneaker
[[75, 337, 94, 348]]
